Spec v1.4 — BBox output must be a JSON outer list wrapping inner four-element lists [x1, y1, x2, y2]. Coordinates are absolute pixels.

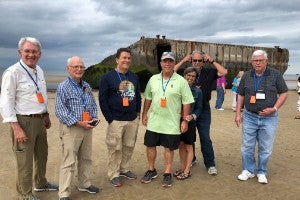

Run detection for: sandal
[[295, 115, 300, 119], [173, 169, 183, 177], [176, 172, 191, 180]]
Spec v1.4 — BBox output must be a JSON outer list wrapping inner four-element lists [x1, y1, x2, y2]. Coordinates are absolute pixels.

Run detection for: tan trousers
[[12, 115, 48, 197], [58, 124, 93, 198], [106, 118, 139, 180]]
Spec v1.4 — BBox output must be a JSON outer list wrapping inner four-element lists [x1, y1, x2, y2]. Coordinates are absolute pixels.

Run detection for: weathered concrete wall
[[101, 36, 289, 74]]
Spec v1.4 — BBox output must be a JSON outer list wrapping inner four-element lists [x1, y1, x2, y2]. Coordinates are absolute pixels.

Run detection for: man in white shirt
[[0, 37, 58, 200]]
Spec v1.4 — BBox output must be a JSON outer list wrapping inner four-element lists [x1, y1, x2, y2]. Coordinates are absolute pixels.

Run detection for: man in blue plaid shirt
[[55, 56, 100, 200]]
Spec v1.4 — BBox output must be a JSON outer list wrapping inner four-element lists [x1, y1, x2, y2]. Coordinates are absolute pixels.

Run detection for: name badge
[[160, 98, 167, 107], [250, 95, 256, 104], [256, 92, 265, 100], [82, 111, 90, 121], [36, 92, 44, 103], [123, 97, 129, 106]]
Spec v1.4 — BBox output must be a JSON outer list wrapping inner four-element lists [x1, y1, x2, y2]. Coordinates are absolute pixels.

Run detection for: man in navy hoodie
[[99, 48, 141, 187]]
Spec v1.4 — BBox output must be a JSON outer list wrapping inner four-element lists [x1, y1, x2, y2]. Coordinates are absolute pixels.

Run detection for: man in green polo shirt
[[141, 52, 194, 187]]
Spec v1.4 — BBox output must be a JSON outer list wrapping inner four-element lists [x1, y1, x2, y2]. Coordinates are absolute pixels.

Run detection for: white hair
[[18, 37, 42, 51], [252, 50, 268, 59]]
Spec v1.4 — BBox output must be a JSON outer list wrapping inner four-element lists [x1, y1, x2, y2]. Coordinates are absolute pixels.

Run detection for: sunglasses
[[192, 59, 203, 62], [162, 52, 175, 56]]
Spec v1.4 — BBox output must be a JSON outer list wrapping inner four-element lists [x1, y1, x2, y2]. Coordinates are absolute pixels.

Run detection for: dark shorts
[[144, 130, 180, 151], [180, 120, 196, 144]]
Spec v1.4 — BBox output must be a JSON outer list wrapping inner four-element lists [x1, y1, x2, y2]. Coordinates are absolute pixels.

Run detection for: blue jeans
[[215, 86, 224, 109], [196, 102, 215, 168], [241, 110, 278, 174]]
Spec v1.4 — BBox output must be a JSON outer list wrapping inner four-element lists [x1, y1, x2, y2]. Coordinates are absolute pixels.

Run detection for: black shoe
[[59, 197, 71, 200], [78, 185, 100, 194], [120, 170, 137, 179], [34, 182, 59, 192], [111, 177, 122, 187], [141, 169, 158, 183], [162, 173, 172, 187]]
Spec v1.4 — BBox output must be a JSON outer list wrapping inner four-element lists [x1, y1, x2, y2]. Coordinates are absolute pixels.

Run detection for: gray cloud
[[0, 0, 299, 74]]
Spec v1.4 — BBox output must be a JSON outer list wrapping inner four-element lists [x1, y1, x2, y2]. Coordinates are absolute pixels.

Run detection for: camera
[[89, 120, 99, 126]]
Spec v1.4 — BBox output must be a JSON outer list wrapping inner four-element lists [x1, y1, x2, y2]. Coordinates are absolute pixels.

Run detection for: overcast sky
[[0, 0, 299, 74]]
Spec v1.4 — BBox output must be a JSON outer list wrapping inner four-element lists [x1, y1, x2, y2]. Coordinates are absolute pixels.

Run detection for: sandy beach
[[0, 90, 299, 200]]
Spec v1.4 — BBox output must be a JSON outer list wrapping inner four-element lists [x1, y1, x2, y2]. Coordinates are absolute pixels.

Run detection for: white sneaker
[[207, 166, 218, 175], [238, 170, 255, 181], [257, 174, 268, 184], [216, 108, 224, 111]]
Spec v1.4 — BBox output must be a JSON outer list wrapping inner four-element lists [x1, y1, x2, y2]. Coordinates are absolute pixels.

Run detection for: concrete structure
[[101, 36, 289, 74]]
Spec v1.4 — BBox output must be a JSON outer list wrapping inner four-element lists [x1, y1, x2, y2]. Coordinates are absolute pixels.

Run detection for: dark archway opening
[[156, 43, 171, 71]]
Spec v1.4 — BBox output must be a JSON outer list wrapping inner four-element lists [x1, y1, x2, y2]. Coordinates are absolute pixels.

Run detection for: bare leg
[[184, 144, 193, 174], [164, 148, 174, 173], [178, 142, 186, 170], [146, 147, 156, 171]]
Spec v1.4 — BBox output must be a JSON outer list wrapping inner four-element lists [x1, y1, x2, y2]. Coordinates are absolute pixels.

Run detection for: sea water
[[0, 67, 67, 90], [1, 68, 299, 90], [283, 74, 299, 90]]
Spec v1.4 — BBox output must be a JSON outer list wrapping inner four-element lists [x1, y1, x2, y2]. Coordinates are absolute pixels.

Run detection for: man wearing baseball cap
[[141, 52, 194, 187]]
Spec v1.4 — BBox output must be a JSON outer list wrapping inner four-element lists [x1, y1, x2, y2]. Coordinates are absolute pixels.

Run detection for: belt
[[19, 113, 49, 118]]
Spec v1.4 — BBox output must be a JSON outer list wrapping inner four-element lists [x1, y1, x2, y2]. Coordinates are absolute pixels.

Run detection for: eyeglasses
[[252, 59, 266, 63], [69, 65, 86, 70], [21, 49, 40, 54], [192, 59, 203, 63]]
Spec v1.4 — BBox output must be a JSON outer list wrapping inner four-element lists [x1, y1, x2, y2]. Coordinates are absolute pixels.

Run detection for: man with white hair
[[56, 56, 100, 200], [235, 50, 288, 184], [0, 37, 58, 200]]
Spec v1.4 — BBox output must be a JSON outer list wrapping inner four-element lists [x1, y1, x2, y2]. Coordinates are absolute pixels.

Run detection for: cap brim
[[161, 55, 175, 61]]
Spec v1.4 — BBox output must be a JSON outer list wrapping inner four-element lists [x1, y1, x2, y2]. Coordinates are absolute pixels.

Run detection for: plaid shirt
[[55, 77, 98, 126]]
